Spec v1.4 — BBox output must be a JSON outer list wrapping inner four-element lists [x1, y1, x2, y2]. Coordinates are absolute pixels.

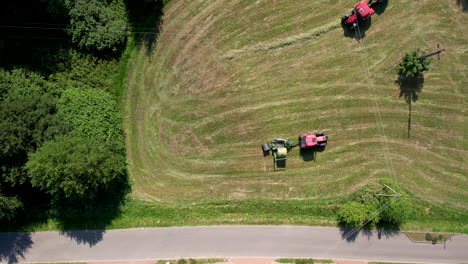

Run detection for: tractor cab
[[355, 1, 375, 19], [342, 0, 375, 29], [299, 132, 328, 149], [262, 138, 297, 170]]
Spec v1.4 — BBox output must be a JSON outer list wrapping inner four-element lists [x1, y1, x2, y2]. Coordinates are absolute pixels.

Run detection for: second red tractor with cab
[[299, 132, 328, 149], [342, 0, 384, 30]]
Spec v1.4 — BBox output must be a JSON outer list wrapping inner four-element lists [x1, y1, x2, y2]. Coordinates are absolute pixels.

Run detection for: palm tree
[[396, 49, 431, 138]]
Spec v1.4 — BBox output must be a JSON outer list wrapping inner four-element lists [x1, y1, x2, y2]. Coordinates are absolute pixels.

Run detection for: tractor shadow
[[396, 75, 424, 138], [300, 148, 316, 162], [373, 0, 389, 15], [341, 17, 372, 41], [299, 146, 326, 162], [273, 159, 286, 171]]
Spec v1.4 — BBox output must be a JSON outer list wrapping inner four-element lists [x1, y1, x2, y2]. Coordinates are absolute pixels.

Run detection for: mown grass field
[[123, 0, 467, 230]]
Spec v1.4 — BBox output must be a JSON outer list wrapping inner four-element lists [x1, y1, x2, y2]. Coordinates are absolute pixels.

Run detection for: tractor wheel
[[316, 132, 324, 137]]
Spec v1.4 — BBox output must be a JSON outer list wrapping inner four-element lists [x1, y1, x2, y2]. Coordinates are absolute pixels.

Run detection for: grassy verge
[[7, 198, 467, 233], [404, 232, 455, 244]]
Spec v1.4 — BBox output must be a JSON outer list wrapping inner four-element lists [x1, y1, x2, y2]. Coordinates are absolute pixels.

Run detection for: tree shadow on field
[[0, 232, 33, 264], [341, 17, 372, 41], [54, 173, 131, 247], [457, 0, 468, 12], [396, 75, 424, 138], [339, 223, 400, 243], [125, 0, 166, 56]]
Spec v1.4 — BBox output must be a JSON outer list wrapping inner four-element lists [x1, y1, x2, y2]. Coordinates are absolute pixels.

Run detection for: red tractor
[[298, 132, 328, 149], [342, 0, 383, 30]]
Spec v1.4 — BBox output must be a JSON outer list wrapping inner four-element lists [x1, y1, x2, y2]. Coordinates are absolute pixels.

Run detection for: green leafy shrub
[[380, 198, 411, 225], [66, 0, 128, 51], [338, 182, 411, 227], [27, 135, 126, 200], [398, 48, 431, 77], [49, 49, 119, 94], [27, 88, 126, 202], [338, 202, 367, 226], [58, 88, 124, 144], [0, 193, 22, 221], [425, 232, 432, 241]]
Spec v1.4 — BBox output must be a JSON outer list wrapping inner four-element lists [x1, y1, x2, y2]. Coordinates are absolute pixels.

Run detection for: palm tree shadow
[[396, 75, 424, 138], [0, 232, 33, 264]]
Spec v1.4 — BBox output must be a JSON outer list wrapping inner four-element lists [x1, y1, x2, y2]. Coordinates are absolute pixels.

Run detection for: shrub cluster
[[337, 181, 411, 227]]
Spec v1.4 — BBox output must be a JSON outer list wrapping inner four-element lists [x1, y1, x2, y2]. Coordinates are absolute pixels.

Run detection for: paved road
[[1, 226, 467, 263]]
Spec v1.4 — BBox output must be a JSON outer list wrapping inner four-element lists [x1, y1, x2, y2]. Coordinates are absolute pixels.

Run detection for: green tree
[[397, 49, 430, 138], [27, 87, 127, 202], [380, 198, 411, 226], [0, 69, 58, 184], [66, 0, 128, 51], [398, 49, 431, 78], [341, 182, 412, 228], [0, 191, 22, 221], [338, 201, 368, 227], [58, 88, 124, 143], [26, 135, 126, 200]]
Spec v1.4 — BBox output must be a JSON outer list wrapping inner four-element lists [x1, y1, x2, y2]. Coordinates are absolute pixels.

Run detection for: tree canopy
[[27, 88, 126, 202], [66, 0, 129, 51], [398, 49, 432, 77], [27, 135, 126, 201], [58, 88, 124, 144], [338, 182, 411, 227]]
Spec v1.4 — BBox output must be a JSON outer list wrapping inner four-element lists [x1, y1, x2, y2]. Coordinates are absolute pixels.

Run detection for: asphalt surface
[[1, 226, 467, 263]]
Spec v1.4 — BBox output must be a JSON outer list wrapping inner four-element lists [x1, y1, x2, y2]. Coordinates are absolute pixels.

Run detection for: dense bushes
[[0, 0, 147, 225], [58, 88, 124, 143], [27, 88, 126, 202], [0, 68, 128, 222], [337, 202, 368, 227], [27, 135, 126, 200], [338, 182, 411, 227], [66, 0, 129, 51]]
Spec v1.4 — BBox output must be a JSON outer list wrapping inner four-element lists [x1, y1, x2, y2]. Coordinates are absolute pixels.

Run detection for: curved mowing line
[[223, 21, 341, 59]]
